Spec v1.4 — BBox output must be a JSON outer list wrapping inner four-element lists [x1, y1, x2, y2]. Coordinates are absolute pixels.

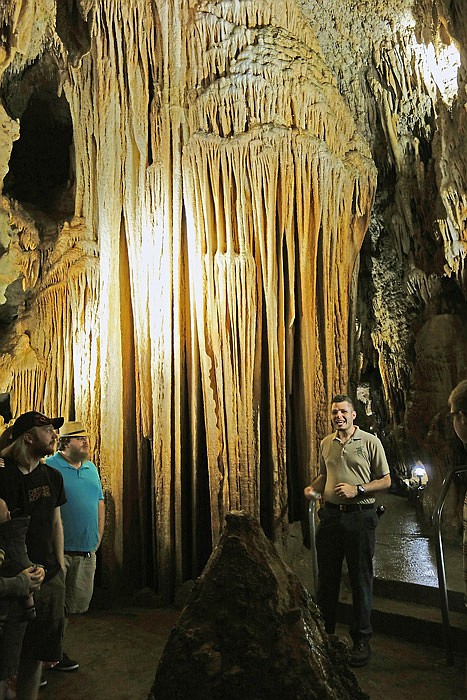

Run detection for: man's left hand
[[334, 482, 357, 500]]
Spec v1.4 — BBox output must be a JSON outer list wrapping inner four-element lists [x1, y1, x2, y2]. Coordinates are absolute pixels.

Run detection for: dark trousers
[[315, 506, 378, 642], [20, 568, 65, 661]]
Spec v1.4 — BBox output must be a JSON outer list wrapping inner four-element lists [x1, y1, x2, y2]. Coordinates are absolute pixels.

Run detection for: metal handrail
[[432, 464, 467, 666], [308, 499, 319, 599]]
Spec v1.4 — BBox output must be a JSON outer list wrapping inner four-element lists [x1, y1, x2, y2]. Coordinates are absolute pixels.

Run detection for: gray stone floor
[[34, 605, 466, 700]]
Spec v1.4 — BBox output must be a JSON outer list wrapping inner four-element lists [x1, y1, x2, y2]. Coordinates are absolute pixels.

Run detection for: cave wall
[[298, 0, 467, 521], [0, 0, 465, 598]]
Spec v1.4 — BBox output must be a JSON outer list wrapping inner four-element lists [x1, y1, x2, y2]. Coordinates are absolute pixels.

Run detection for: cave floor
[[36, 605, 465, 700], [36, 491, 466, 700]]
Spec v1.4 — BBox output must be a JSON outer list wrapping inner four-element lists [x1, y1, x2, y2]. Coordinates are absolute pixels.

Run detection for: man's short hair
[[331, 394, 354, 409], [448, 380, 467, 412]]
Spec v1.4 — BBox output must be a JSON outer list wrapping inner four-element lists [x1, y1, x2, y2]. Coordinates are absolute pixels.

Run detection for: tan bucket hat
[[60, 420, 88, 437]]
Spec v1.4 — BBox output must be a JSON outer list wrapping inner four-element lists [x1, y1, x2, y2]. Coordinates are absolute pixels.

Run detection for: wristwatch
[[356, 484, 366, 495]]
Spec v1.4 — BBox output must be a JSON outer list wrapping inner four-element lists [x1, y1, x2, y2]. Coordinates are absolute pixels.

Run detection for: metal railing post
[[432, 465, 467, 666], [308, 499, 319, 600]]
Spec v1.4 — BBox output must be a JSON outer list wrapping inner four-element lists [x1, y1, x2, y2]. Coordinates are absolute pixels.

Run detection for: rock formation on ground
[[149, 511, 367, 700]]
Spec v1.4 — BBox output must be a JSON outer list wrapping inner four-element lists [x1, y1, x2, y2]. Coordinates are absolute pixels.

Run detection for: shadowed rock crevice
[[2, 55, 74, 218], [3, 89, 73, 215], [149, 511, 367, 700]]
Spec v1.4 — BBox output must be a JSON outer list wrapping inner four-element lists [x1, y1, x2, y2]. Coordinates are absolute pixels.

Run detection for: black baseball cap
[[10, 411, 64, 442]]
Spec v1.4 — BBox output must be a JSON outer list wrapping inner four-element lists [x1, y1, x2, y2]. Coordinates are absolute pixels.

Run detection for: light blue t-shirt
[[46, 452, 104, 552]]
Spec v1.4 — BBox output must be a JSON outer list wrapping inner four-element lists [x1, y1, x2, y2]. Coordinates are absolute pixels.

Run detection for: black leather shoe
[[349, 640, 371, 667]]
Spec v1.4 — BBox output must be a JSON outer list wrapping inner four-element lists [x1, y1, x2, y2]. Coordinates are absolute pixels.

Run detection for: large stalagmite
[[149, 511, 367, 700]]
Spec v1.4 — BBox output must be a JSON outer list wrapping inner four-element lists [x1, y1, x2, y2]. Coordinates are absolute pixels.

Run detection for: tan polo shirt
[[319, 427, 390, 505]]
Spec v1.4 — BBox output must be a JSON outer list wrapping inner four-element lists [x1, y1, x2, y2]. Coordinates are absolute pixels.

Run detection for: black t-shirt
[[0, 457, 66, 580]]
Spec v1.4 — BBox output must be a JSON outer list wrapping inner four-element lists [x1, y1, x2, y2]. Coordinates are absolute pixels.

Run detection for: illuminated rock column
[[65, 0, 186, 593], [183, 1, 377, 543]]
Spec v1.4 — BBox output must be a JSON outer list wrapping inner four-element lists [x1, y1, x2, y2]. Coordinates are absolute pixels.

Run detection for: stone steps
[[337, 576, 467, 653]]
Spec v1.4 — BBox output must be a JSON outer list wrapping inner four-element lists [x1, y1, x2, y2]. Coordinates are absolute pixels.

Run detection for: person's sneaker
[[349, 640, 371, 667], [50, 652, 79, 671], [39, 675, 48, 687]]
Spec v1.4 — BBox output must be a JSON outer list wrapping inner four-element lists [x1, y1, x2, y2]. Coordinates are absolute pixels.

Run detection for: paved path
[[375, 491, 464, 592]]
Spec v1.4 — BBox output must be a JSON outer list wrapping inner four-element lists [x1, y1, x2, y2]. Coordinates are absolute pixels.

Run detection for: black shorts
[[20, 568, 65, 662]]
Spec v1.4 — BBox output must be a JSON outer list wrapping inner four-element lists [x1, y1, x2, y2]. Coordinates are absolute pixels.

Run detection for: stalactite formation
[[0, 0, 465, 598], [183, 1, 376, 550]]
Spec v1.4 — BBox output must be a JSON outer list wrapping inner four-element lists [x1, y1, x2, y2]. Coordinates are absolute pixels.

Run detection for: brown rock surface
[[149, 511, 367, 700], [0, 0, 466, 599]]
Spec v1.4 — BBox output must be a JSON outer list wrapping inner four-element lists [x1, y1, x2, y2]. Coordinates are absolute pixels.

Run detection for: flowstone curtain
[[0, 0, 376, 600]]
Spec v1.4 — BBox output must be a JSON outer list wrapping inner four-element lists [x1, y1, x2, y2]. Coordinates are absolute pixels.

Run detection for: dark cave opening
[[3, 88, 74, 217], [0, 393, 11, 424]]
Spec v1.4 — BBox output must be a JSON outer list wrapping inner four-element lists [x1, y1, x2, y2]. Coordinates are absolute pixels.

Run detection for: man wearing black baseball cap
[[4, 411, 64, 444], [0, 411, 66, 700]]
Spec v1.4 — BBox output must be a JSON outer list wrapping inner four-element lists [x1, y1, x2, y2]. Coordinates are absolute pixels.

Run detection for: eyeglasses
[[447, 410, 463, 424]]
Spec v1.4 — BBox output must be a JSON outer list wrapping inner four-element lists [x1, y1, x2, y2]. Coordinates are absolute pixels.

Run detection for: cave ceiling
[[0, 0, 465, 597]]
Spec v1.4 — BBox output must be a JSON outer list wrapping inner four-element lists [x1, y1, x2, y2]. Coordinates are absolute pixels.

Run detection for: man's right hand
[[304, 486, 321, 501]]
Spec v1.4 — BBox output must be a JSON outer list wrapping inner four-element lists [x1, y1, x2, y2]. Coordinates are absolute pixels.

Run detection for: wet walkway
[[374, 491, 464, 592]]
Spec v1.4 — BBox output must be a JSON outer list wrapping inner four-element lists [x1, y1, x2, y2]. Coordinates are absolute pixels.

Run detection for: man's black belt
[[64, 550, 92, 557], [325, 502, 374, 512]]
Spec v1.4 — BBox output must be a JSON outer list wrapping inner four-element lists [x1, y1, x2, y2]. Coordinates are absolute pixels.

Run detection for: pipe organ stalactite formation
[[0, 0, 465, 600], [183, 1, 376, 544]]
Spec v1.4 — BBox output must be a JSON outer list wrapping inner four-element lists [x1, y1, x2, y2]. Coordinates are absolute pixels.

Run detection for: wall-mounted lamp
[[402, 462, 429, 492]]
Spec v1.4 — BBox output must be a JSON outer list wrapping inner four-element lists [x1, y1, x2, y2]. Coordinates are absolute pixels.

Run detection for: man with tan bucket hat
[[45, 420, 104, 675]]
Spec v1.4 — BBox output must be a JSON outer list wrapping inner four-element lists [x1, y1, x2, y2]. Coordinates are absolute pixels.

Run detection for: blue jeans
[[315, 506, 378, 642]]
